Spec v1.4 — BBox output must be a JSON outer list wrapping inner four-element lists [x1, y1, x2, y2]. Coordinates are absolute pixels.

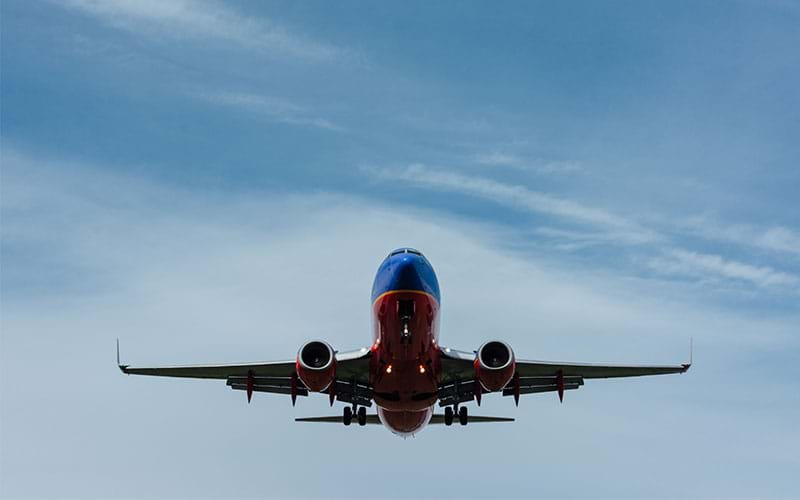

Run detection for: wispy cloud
[[364, 163, 657, 243], [194, 91, 343, 131], [683, 216, 800, 258], [475, 152, 583, 174], [58, 0, 342, 61], [649, 249, 799, 288], [475, 151, 522, 167], [4, 148, 800, 499]]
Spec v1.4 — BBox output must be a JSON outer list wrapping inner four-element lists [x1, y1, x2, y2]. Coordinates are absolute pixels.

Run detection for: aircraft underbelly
[[370, 290, 441, 413]]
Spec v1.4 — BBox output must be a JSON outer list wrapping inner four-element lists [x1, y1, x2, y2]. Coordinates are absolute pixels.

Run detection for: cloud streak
[[649, 249, 799, 289], [58, 0, 342, 62], [194, 91, 343, 131], [475, 152, 584, 175], [364, 164, 800, 294], [364, 163, 658, 244], [683, 216, 800, 258]]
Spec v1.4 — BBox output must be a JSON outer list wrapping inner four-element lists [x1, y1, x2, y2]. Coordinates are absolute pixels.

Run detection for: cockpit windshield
[[389, 248, 423, 257]]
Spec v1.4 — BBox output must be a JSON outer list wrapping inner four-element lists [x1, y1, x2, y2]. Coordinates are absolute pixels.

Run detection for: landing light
[[419, 365, 426, 374], [386, 364, 393, 374]]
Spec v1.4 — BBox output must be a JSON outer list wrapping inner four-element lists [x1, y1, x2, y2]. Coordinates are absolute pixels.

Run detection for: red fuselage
[[368, 249, 442, 436]]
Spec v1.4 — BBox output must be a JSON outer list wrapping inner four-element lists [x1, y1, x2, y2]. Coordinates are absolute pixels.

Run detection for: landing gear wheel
[[458, 406, 468, 426], [444, 406, 454, 426], [357, 406, 367, 426], [343, 406, 353, 426]]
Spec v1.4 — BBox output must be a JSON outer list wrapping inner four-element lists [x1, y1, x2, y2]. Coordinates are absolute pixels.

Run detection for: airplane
[[118, 247, 691, 437]]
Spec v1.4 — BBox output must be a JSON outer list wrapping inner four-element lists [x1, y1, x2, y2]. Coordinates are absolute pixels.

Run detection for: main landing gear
[[343, 405, 367, 426], [444, 405, 468, 426]]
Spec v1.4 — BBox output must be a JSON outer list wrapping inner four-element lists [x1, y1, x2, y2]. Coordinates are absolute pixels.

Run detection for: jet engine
[[474, 341, 515, 392], [296, 340, 336, 392]]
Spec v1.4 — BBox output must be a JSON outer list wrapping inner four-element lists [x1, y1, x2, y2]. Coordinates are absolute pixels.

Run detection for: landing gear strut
[[398, 300, 414, 345]]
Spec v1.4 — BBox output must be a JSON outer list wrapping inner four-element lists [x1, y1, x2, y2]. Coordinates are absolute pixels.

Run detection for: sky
[[1, 1, 799, 498]]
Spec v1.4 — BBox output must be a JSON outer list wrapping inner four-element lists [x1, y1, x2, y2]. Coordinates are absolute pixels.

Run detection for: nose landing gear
[[398, 300, 415, 345]]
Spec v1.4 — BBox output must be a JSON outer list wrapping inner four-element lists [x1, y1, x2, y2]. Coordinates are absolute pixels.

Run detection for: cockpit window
[[389, 248, 423, 257]]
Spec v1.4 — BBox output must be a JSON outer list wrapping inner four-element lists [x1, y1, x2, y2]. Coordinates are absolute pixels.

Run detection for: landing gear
[[343, 406, 353, 426], [458, 406, 468, 426], [344, 403, 367, 427], [445, 405, 468, 426], [398, 299, 415, 344], [357, 406, 367, 426]]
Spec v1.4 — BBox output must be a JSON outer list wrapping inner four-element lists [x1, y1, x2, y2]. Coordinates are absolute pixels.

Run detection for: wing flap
[[438, 379, 479, 407], [229, 383, 310, 396], [332, 380, 373, 407], [502, 382, 581, 396]]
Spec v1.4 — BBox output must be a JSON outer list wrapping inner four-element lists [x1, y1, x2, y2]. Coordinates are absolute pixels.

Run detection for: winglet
[[117, 338, 129, 373], [681, 338, 693, 373]]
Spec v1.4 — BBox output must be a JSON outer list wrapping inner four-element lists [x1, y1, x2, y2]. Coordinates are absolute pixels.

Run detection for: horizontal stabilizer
[[429, 414, 514, 424], [296, 415, 382, 424], [295, 414, 514, 424]]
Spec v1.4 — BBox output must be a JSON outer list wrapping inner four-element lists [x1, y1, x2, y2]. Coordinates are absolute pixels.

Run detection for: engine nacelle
[[296, 340, 336, 392], [474, 341, 515, 392]]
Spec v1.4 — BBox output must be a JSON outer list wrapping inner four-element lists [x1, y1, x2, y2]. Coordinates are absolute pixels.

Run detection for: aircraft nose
[[395, 255, 419, 276], [392, 255, 425, 290]]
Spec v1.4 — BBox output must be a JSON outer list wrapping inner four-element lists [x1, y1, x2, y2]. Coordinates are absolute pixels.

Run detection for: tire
[[343, 406, 353, 426], [444, 406, 453, 426], [357, 406, 367, 426], [458, 406, 468, 426]]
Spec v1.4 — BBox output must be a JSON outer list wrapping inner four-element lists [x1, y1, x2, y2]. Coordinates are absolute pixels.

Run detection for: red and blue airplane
[[119, 248, 690, 436]]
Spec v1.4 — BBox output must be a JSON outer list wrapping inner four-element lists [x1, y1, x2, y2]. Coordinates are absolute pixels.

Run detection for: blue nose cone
[[371, 249, 441, 303]]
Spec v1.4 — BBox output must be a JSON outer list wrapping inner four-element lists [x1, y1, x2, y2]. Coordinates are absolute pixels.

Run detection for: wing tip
[[681, 338, 693, 373], [116, 339, 130, 374]]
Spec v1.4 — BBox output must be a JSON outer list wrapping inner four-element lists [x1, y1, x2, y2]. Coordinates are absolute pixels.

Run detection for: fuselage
[[369, 248, 441, 436]]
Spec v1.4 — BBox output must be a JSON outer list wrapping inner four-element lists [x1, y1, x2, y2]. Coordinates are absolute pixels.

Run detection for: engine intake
[[475, 341, 515, 392], [296, 340, 336, 392]]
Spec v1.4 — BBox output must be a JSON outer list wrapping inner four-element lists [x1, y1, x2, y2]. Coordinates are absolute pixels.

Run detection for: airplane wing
[[438, 346, 690, 406], [117, 341, 372, 405]]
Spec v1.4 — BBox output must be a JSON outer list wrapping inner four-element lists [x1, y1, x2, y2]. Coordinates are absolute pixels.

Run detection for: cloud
[[3, 148, 799, 497], [364, 163, 658, 244], [194, 91, 343, 131], [475, 152, 584, 174], [363, 165, 800, 296], [649, 249, 799, 288], [683, 216, 800, 258], [58, 0, 342, 61], [475, 151, 522, 167]]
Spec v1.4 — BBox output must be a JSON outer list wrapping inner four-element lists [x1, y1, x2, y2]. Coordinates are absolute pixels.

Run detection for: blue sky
[[1, 1, 799, 498]]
